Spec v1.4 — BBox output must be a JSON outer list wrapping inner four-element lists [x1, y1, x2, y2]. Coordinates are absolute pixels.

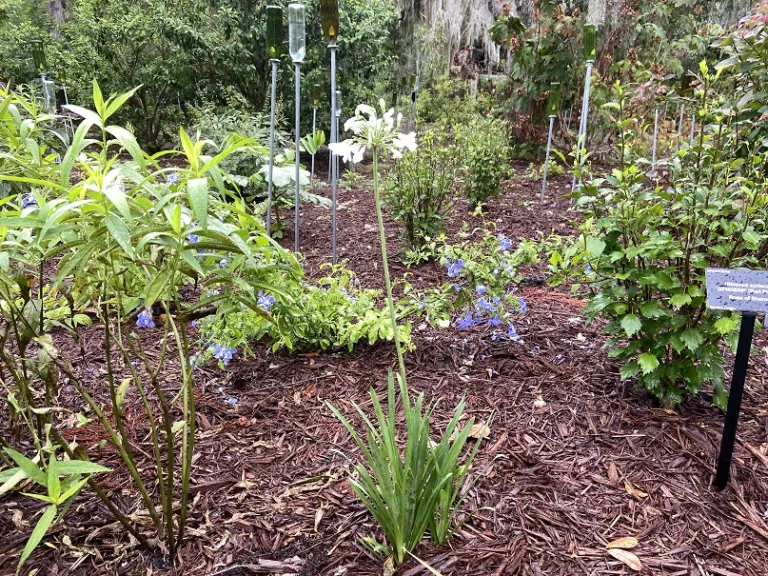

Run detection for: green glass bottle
[[30, 39, 47, 74], [266, 6, 284, 59], [320, 0, 340, 43], [547, 82, 561, 116], [312, 83, 322, 106], [584, 25, 597, 62]]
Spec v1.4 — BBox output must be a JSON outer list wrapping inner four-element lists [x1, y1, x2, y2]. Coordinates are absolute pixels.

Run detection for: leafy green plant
[[0, 448, 110, 571], [198, 264, 412, 354], [0, 82, 299, 563], [526, 159, 564, 181], [456, 116, 512, 209], [550, 76, 768, 409], [385, 127, 458, 250], [328, 101, 482, 566], [327, 372, 480, 564]]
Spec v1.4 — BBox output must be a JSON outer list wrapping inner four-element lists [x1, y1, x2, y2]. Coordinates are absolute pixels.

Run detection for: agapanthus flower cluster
[[136, 309, 155, 328], [328, 99, 417, 163]]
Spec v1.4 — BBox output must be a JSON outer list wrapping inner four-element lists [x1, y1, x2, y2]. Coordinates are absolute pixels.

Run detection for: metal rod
[[541, 115, 555, 204], [62, 82, 74, 140], [310, 106, 317, 185], [266, 59, 278, 238], [651, 107, 659, 173], [676, 103, 685, 154], [294, 62, 301, 253], [572, 61, 593, 193], [714, 312, 756, 490], [330, 44, 338, 264], [689, 111, 696, 147]]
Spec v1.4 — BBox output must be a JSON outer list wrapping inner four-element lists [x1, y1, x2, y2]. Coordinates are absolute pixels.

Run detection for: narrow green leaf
[[187, 177, 209, 230], [4, 449, 46, 486], [18, 505, 57, 569]]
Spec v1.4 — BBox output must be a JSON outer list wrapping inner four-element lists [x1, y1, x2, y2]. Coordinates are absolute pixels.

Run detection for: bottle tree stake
[[320, 0, 340, 262], [265, 5, 284, 238], [289, 3, 306, 253], [572, 24, 597, 193], [410, 73, 418, 133], [335, 89, 341, 208], [541, 82, 560, 203], [650, 106, 660, 175], [311, 83, 320, 186]]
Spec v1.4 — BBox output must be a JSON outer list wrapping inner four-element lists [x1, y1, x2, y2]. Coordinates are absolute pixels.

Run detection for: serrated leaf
[[638, 353, 659, 375], [620, 362, 639, 380], [714, 317, 736, 335], [607, 548, 643, 571], [680, 327, 703, 351], [621, 314, 642, 338], [669, 293, 692, 309]]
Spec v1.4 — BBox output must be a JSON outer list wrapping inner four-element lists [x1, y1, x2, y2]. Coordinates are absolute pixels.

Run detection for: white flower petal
[[393, 132, 417, 153]]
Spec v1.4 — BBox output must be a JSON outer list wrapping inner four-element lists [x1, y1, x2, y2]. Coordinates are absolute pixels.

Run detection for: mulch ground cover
[[2, 165, 768, 576]]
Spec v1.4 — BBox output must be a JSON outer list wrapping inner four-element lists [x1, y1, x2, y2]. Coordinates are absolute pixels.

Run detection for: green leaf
[[638, 353, 659, 375], [18, 504, 57, 570], [669, 293, 692, 309], [714, 317, 737, 335], [104, 215, 135, 256], [187, 178, 209, 230], [680, 327, 704, 352], [92, 80, 105, 117], [56, 461, 111, 475], [143, 271, 171, 308], [5, 448, 45, 486], [621, 313, 642, 338], [620, 362, 640, 380], [116, 377, 132, 409], [47, 456, 60, 502], [640, 301, 664, 318], [102, 181, 132, 222], [743, 228, 761, 245], [104, 86, 141, 120], [585, 236, 606, 257]]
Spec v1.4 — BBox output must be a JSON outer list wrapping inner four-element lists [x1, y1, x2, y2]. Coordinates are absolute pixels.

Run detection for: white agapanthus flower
[[329, 99, 417, 163]]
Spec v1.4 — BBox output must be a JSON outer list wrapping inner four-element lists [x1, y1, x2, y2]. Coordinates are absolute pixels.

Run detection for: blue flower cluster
[[136, 309, 155, 328], [498, 234, 513, 251], [209, 344, 236, 365], [445, 258, 464, 278], [187, 234, 200, 244], [20, 194, 38, 210], [258, 291, 276, 312], [167, 172, 179, 185]]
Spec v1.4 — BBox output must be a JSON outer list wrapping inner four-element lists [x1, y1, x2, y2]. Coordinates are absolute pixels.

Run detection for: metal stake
[[714, 312, 756, 490], [330, 44, 338, 263], [310, 105, 317, 185], [689, 110, 696, 147], [676, 104, 685, 154], [266, 59, 279, 237], [572, 60, 593, 192], [651, 107, 659, 173], [294, 61, 301, 253], [541, 114, 555, 203]]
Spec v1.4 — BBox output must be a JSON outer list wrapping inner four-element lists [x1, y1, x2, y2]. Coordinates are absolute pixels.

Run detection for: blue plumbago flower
[[498, 234, 513, 251], [476, 284, 487, 295], [20, 193, 38, 209], [226, 396, 239, 406], [475, 296, 495, 316], [353, 278, 360, 287], [445, 258, 464, 278], [187, 234, 200, 244], [518, 297, 528, 313], [452, 283, 461, 292], [167, 171, 179, 184], [210, 344, 236, 365], [456, 310, 475, 330], [189, 320, 197, 328], [488, 314, 502, 327], [491, 331, 501, 342], [136, 309, 155, 329], [219, 258, 229, 268], [507, 322, 520, 341], [258, 290, 276, 312], [584, 264, 593, 274]]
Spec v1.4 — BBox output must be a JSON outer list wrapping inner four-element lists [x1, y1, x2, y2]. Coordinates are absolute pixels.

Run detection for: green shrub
[[526, 159, 564, 181], [385, 127, 458, 249], [550, 76, 768, 409], [457, 116, 512, 209], [198, 263, 412, 354], [416, 75, 478, 125]]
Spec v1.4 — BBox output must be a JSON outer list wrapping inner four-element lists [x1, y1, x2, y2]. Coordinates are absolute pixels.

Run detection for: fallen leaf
[[383, 556, 396, 576], [607, 548, 642, 571], [608, 462, 619, 482], [624, 480, 648, 498], [314, 507, 324, 532], [607, 536, 639, 549], [534, 396, 547, 409], [468, 422, 490, 440]]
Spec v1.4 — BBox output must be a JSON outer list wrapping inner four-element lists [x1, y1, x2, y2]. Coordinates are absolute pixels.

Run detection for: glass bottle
[[319, 0, 340, 43], [266, 6, 284, 59], [547, 82, 561, 116], [288, 4, 306, 62]]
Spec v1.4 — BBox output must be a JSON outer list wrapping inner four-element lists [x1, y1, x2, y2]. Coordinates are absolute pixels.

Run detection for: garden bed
[[2, 170, 768, 575]]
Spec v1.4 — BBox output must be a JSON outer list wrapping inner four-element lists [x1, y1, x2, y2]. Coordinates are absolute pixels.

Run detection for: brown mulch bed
[[2, 168, 768, 576]]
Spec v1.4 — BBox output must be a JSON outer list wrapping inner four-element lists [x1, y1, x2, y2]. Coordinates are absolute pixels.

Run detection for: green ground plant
[[456, 116, 512, 209]]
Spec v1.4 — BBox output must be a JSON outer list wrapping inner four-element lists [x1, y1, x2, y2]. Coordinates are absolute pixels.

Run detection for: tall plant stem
[[372, 149, 407, 390]]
